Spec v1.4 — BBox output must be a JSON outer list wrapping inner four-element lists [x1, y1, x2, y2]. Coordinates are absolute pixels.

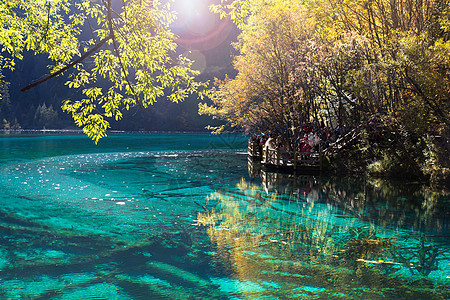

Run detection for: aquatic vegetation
[[390, 235, 442, 277]]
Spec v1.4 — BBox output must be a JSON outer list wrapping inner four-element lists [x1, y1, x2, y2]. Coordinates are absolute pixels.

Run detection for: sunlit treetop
[[202, 0, 449, 135]]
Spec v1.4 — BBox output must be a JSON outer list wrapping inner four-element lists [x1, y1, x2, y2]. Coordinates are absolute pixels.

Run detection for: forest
[[0, 0, 449, 184], [199, 0, 450, 185]]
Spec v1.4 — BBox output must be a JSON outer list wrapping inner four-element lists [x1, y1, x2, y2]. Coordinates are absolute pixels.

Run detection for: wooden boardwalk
[[248, 126, 363, 173], [248, 140, 322, 172]]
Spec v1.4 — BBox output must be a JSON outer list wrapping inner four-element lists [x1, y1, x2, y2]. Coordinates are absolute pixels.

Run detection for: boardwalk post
[[294, 150, 297, 170], [258, 144, 263, 161], [319, 148, 323, 171], [276, 150, 280, 167]]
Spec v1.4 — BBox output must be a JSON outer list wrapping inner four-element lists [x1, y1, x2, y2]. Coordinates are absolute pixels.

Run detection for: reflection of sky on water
[[0, 133, 448, 299]]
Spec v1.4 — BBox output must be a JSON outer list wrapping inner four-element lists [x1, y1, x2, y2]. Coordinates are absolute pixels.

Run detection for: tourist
[[264, 134, 276, 150]]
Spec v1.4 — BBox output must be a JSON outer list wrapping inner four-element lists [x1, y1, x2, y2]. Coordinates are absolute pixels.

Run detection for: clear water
[[0, 132, 448, 299]]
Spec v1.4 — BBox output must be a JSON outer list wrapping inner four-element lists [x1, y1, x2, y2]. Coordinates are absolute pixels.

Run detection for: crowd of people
[[250, 121, 345, 154]]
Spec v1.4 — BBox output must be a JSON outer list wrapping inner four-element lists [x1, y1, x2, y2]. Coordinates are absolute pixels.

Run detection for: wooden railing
[[248, 140, 322, 170], [262, 147, 321, 169], [323, 125, 363, 156], [248, 140, 262, 159], [248, 125, 366, 171]]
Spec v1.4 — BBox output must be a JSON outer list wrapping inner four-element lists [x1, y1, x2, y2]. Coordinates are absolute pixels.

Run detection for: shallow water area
[[0, 132, 448, 299]]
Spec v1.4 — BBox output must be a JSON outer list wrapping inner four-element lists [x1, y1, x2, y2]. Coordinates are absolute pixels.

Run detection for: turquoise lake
[[0, 132, 448, 299]]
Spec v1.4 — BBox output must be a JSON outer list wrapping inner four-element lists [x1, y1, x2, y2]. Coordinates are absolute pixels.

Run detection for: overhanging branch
[[21, 35, 112, 92]]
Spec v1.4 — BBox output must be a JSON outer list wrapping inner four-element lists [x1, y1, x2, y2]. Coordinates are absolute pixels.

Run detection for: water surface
[[0, 133, 448, 299]]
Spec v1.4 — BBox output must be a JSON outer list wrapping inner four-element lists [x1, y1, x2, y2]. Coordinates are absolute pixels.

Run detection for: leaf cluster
[[1, 0, 206, 142]]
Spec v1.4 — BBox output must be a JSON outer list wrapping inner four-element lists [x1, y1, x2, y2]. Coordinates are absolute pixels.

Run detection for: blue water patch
[[0, 133, 448, 299]]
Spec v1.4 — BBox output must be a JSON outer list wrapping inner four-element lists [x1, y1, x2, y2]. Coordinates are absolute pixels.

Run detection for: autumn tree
[[202, 0, 449, 181], [308, 0, 450, 179], [200, 0, 322, 148], [313, 0, 449, 129]]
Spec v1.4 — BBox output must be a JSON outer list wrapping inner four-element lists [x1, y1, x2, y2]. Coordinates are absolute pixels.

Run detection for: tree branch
[[21, 35, 111, 92], [76, 0, 97, 44], [106, 0, 143, 109], [404, 69, 450, 126]]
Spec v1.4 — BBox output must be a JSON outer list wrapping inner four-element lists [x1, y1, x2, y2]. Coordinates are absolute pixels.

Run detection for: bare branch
[[21, 35, 111, 92]]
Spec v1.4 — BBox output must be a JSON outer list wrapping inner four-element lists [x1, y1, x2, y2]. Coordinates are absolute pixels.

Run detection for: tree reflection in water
[[196, 162, 449, 299]]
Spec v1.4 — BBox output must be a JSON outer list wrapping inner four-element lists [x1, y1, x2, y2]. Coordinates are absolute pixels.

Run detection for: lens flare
[[184, 50, 207, 73], [172, 0, 233, 51]]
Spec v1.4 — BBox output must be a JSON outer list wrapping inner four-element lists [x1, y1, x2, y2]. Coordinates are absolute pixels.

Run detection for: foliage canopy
[[201, 0, 449, 181], [0, 0, 205, 142]]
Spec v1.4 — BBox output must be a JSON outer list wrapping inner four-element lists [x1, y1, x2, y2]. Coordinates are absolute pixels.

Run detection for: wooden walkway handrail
[[248, 125, 365, 171], [261, 147, 321, 170], [248, 140, 262, 159], [323, 125, 363, 156]]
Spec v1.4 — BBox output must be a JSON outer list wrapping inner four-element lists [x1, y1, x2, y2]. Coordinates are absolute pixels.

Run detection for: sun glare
[[172, 0, 217, 36], [171, 0, 233, 52], [173, 0, 208, 24]]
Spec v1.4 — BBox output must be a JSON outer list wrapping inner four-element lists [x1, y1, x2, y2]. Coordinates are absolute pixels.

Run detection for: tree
[[207, 0, 449, 131], [308, 0, 450, 179], [0, 82, 12, 120], [309, 0, 450, 132], [200, 0, 321, 148], [202, 0, 449, 181], [0, 0, 205, 142], [34, 103, 58, 129]]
